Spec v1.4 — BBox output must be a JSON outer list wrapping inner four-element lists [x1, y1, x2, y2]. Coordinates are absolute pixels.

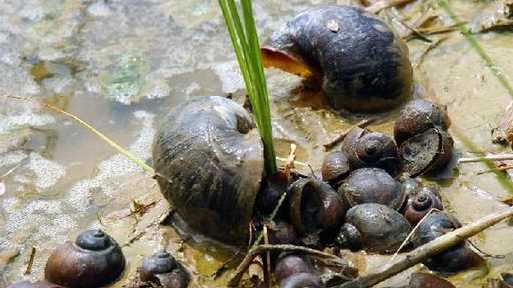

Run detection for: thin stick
[[24, 247, 36, 275], [324, 118, 377, 150], [477, 165, 513, 175], [459, 154, 513, 164], [263, 225, 271, 288], [365, 0, 415, 14], [336, 208, 513, 288], [228, 244, 354, 287]]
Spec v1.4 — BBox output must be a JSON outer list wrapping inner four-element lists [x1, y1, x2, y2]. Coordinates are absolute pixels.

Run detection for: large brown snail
[[262, 5, 412, 112], [412, 211, 484, 273], [394, 100, 453, 177], [341, 128, 401, 176], [335, 203, 412, 253], [138, 250, 189, 288], [44, 229, 125, 288], [153, 96, 264, 245], [339, 168, 405, 210]]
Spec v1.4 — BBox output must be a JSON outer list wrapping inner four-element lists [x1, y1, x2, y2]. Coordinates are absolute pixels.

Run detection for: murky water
[[1, 0, 513, 287]]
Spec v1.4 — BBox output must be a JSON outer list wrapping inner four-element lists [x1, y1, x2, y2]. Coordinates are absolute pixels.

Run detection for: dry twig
[[459, 154, 513, 164], [365, 0, 415, 14], [24, 247, 36, 275], [324, 118, 377, 150]]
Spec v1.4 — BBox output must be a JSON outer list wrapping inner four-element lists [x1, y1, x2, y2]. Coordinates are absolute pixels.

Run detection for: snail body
[[394, 100, 453, 176], [44, 229, 125, 288], [412, 212, 484, 273], [336, 203, 412, 253], [341, 127, 401, 176], [340, 168, 405, 210], [153, 96, 264, 244], [139, 251, 189, 288], [262, 5, 412, 112]]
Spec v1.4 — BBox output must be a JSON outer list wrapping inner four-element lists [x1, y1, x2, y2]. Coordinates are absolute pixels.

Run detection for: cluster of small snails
[[7, 230, 189, 288]]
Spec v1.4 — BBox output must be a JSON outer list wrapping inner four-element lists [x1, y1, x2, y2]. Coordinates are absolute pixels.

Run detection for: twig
[[336, 208, 513, 288], [24, 247, 36, 275], [459, 154, 513, 164], [228, 244, 355, 287], [263, 225, 271, 288], [477, 165, 513, 175], [324, 118, 377, 150], [365, 0, 415, 14], [415, 36, 449, 69]]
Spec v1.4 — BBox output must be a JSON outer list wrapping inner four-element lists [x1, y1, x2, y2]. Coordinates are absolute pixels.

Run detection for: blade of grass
[[219, 0, 277, 175]]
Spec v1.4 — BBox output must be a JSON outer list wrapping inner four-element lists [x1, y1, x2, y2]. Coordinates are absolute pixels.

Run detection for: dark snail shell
[[399, 128, 454, 177], [256, 171, 290, 215], [408, 273, 455, 288], [45, 229, 125, 288], [268, 221, 299, 245], [7, 281, 63, 288], [288, 178, 347, 236], [262, 5, 412, 112], [403, 182, 443, 225], [412, 211, 484, 273], [341, 127, 401, 176], [501, 273, 513, 287], [340, 168, 405, 210], [394, 99, 451, 145], [274, 254, 314, 283], [152, 96, 264, 244], [321, 151, 351, 187], [336, 203, 412, 253], [280, 273, 322, 288]]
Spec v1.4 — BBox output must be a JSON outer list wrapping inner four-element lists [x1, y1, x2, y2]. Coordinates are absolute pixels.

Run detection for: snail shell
[[402, 180, 443, 225], [501, 273, 513, 288], [268, 221, 299, 245], [280, 273, 322, 288], [44, 229, 125, 288], [399, 128, 454, 177], [138, 250, 189, 288], [321, 151, 351, 187], [262, 5, 412, 112], [394, 99, 451, 145], [336, 203, 412, 253], [153, 96, 264, 244], [7, 281, 63, 288], [340, 168, 405, 210], [341, 127, 401, 176], [288, 178, 347, 236], [412, 211, 484, 273]]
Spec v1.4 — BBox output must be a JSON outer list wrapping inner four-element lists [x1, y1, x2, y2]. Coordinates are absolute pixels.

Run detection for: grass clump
[[218, 0, 277, 175]]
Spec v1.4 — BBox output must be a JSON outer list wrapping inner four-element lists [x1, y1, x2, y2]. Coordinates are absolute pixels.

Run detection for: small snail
[[501, 273, 513, 288], [288, 178, 347, 237], [139, 250, 189, 288], [321, 151, 351, 187], [7, 281, 63, 288], [341, 127, 401, 176], [153, 96, 264, 244], [45, 229, 125, 288], [336, 203, 412, 253], [402, 178, 443, 225], [394, 99, 451, 145], [340, 168, 405, 210], [394, 100, 453, 177], [262, 5, 412, 112], [408, 273, 455, 288], [412, 211, 484, 273], [274, 254, 321, 288]]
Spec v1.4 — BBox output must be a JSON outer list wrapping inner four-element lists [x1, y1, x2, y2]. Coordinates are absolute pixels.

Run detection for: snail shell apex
[[153, 96, 264, 244]]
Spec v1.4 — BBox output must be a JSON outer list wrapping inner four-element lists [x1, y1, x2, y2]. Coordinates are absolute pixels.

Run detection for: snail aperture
[[153, 96, 264, 244], [262, 5, 412, 112], [44, 229, 125, 288]]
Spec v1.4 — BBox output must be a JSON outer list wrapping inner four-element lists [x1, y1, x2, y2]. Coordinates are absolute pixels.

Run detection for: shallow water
[[1, 0, 513, 287]]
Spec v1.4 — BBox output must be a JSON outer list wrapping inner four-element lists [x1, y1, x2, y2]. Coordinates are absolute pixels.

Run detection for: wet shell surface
[[340, 168, 405, 210], [337, 203, 412, 253], [263, 5, 412, 112], [44, 229, 125, 288], [152, 96, 264, 244]]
